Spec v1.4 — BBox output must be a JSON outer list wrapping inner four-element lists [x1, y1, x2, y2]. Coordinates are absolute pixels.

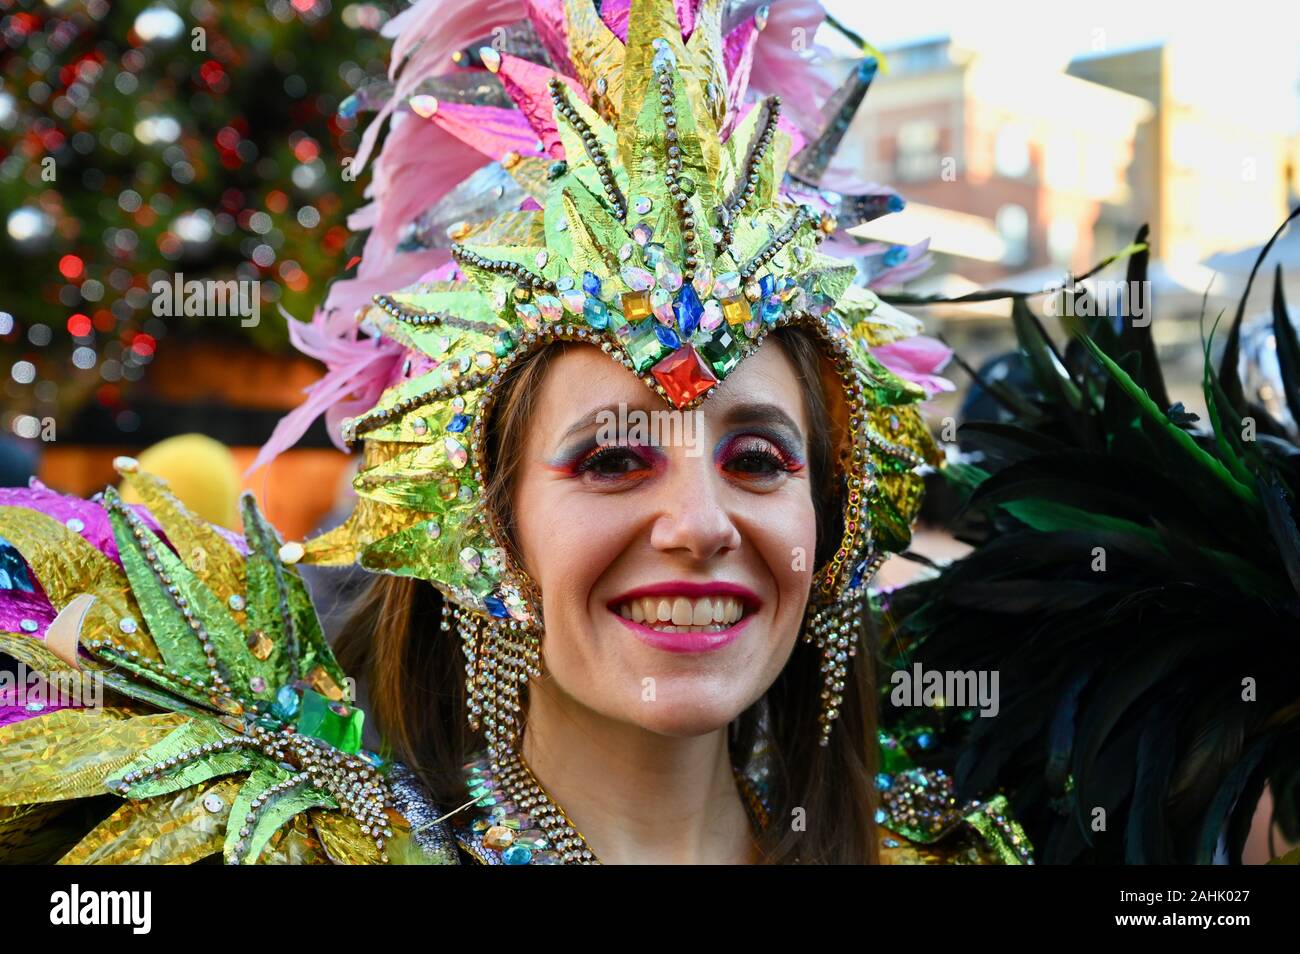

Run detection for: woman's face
[[511, 341, 818, 737]]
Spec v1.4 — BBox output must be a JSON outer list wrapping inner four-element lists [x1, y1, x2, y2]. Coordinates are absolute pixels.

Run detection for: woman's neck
[[520, 678, 759, 864]]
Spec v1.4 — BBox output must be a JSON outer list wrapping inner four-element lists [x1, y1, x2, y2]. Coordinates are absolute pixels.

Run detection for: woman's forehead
[[535, 342, 808, 426]]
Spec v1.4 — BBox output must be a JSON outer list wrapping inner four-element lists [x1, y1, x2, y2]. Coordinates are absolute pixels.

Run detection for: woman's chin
[[612, 676, 752, 737], [628, 708, 742, 738]]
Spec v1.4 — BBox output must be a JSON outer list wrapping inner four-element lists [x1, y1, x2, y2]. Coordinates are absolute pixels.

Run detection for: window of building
[[895, 120, 939, 182], [996, 204, 1030, 265], [994, 124, 1031, 179], [1048, 216, 1078, 265]]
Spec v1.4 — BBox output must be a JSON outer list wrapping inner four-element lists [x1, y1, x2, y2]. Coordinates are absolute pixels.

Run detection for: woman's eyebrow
[[556, 401, 664, 445], [720, 401, 804, 438]]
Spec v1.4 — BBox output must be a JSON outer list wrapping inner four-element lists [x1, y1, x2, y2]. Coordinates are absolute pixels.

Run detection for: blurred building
[[1068, 42, 1298, 268], [840, 36, 1154, 285], [839, 34, 1300, 411]]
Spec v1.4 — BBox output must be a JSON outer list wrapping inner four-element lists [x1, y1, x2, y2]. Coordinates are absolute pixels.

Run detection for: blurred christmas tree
[[0, 0, 392, 438]]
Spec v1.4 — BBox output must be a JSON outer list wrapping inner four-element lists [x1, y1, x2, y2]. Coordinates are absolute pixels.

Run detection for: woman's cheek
[[527, 486, 634, 607], [747, 491, 818, 618]]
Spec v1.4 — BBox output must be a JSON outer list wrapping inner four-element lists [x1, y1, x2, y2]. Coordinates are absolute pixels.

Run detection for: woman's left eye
[[720, 436, 799, 478]]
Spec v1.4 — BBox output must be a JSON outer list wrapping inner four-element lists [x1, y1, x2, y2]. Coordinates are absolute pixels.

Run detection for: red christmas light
[[58, 255, 84, 279]]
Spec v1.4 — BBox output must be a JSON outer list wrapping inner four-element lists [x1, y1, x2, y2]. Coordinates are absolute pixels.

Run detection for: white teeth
[[615, 595, 747, 629], [671, 597, 692, 625], [693, 598, 712, 626]]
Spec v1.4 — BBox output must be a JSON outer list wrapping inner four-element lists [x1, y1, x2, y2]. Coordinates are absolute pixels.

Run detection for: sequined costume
[[0, 0, 1033, 865]]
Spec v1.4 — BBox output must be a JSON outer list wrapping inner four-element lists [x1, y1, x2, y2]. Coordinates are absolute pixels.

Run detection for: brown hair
[[334, 326, 878, 863]]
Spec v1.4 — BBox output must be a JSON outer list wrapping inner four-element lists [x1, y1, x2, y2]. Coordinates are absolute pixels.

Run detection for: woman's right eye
[[575, 445, 651, 480]]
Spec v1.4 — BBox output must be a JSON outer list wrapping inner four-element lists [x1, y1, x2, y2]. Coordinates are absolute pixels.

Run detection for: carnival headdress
[[275, 0, 944, 749]]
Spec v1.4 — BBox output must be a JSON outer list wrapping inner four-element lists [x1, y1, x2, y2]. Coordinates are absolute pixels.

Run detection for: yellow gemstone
[[483, 825, 516, 850], [247, 629, 274, 660], [308, 665, 345, 701], [621, 290, 652, 322], [720, 295, 750, 326]]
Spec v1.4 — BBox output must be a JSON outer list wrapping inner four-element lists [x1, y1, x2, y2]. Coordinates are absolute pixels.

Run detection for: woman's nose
[[647, 448, 742, 562]]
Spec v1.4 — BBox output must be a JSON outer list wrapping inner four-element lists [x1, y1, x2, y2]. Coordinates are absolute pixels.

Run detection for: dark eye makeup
[[549, 426, 804, 487], [717, 430, 805, 480]]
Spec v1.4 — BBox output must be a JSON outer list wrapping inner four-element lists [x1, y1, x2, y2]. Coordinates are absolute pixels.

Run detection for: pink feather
[[249, 307, 405, 473], [495, 53, 590, 157], [871, 337, 956, 396]]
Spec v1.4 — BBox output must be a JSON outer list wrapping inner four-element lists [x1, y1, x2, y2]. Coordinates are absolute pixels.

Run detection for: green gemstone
[[697, 325, 742, 376], [295, 689, 364, 754], [624, 319, 670, 373]]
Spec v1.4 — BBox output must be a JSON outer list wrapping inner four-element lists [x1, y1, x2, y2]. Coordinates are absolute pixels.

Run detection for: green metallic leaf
[[223, 764, 337, 865], [108, 717, 259, 800], [105, 489, 209, 675]]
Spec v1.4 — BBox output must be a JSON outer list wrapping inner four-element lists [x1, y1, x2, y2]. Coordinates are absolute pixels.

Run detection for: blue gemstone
[[338, 93, 359, 119], [848, 557, 868, 589], [887, 193, 905, 213], [654, 324, 681, 350], [675, 284, 703, 337], [874, 808, 888, 824], [502, 845, 533, 865], [876, 773, 893, 790], [858, 58, 878, 82], [916, 732, 933, 749], [271, 685, 300, 720], [582, 271, 601, 296], [446, 414, 470, 433], [485, 595, 509, 618], [759, 274, 775, 299], [583, 297, 609, 329], [882, 244, 907, 266], [761, 298, 782, 324]]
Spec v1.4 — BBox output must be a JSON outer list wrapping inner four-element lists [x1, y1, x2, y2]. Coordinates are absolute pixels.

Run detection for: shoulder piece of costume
[[0, 467, 456, 865], [873, 730, 1033, 865]]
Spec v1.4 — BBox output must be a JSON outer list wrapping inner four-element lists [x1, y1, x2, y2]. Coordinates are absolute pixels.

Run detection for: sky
[[824, 0, 1300, 132]]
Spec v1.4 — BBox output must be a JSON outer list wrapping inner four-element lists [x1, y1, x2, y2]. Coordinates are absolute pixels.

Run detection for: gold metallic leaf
[[259, 811, 329, 864], [0, 507, 155, 660], [618, 0, 684, 172], [563, 0, 625, 122], [505, 155, 555, 204], [58, 776, 243, 865], [0, 708, 187, 805], [456, 209, 546, 248], [0, 630, 90, 674], [311, 808, 384, 864], [117, 468, 246, 611]]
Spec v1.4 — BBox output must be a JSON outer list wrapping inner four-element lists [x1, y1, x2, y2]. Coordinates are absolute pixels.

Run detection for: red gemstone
[[652, 345, 717, 406]]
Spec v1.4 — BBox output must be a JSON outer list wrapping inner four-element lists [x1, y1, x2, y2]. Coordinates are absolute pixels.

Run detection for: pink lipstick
[[606, 581, 761, 654]]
